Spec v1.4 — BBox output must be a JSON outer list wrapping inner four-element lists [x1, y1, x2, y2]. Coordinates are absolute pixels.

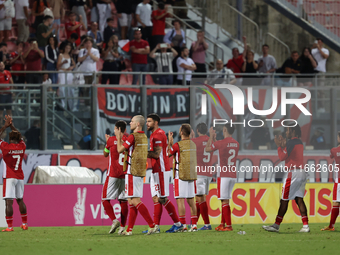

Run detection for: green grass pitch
[[0, 224, 338, 255]]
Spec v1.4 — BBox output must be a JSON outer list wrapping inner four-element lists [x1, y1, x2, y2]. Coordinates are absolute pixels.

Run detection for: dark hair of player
[[115, 120, 127, 133], [196, 122, 207, 135], [289, 123, 301, 138], [181, 124, 191, 137], [224, 123, 235, 135], [9, 131, 21, 142], [147, 113, 160, 124]]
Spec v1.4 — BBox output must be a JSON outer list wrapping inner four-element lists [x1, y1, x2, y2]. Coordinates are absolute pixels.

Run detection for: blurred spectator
[[87, 22, 103, 48], [0, 42, 6, 62], [23, 38, 45, 84], [89, 0, 98, 23], [78, 37, 100, 85], [47, 0, 64, 40], [115, 0, 133, 39], [32, 0, 50, 31], [276, 51, 301, 86], [149, 43, 178, 85], [59, 33, 79, 54], [312, 38, 329, 73], [42, 73, 52, 85], [208, 59, 236, 85], [0, 61, 13, 120], [45, 35, 59, 84], [97, 0, 112, 36], [78, 128, 91, 149], [136, 0, 153, 42], [101, 35, 125, 84], [70, 0, 88, 30], [270, 129, 282, 149], [242, 50, 258, 86], [251, 120, 271, 150], [9, 42, 25, 84], [37, 15, 57, 50], [14, 0, 30, 43], [130, 29, 150, 85], [191, 30, 208, 77], [298, 47, 317, 86], [57, 42, 77, 111], [226, 46, 244, 80], [24, 120, 40, 149], [310, 127, 326, 149], [176, 47, 196, 85], [103, 18, 118, 43], [163, 20, 185, 52], [258, 44, 277, 85], [151, 2, 171, 50], [65, 12, 85, 46], [0, 0, 15, 43]]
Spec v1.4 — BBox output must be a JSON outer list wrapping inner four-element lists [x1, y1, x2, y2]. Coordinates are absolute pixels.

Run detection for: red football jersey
[[0, 70, 12, 92], [106, 135, 127, 179], [211, 137, 239, 178], [150, 128, 170, 173], [0, 139, 26, 180], [123, 131, 145, 175], [170, 142, 180, 179], [330, 146, 340, 183], [192, 135, 213, 177]]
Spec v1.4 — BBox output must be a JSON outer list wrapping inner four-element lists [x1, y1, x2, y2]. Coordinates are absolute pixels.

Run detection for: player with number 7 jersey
[[0, 115, 28, 232]]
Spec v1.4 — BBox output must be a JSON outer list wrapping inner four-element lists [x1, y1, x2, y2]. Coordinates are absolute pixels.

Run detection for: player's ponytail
[[9, 131, 21, 142]]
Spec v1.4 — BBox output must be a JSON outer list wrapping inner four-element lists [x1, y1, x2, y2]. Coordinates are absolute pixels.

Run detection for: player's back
[[284, 138, 304, 169], [150, 128, 170, 172], [0, 140, 26, 179], [106, 135, 127, 178], [192, 135, 213, 176], [330, 146, 340, 183]]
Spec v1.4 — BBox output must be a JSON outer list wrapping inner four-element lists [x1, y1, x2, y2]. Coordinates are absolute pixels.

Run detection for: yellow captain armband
[[104, 148, 110, 153]]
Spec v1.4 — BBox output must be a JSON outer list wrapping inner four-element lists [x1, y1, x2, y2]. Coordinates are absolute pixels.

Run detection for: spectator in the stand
[[242, 50, 258, 86], [191, 30, 208, 77], [47, 0, 64, 40], [312, 38, 329, 73], [130, 28, 150, 85], [45, 35, 59, 84], [65, 12, 86, 46], [101, 35, 125, 84], [151, 2, 171, 50], [57, 42, 77, 111], [14, 0, 30, 43], [276, 50, 301, 86], [89, 0, 98, 23], [226, 39, 246, 80], [0, 0, 14, 43], [103, 18, 117, 44], [0, 42, 6, 62], [97, 0, 112, 36], [24, 120, 40, 149], [0, 61, 13, 120], [32, 0, 50, 31], [37, 15, 57, 50], [298, 47, 318, 86], [115, 0, 133, 40], [270, 129, 282, 149], [59, 33, 79, 53], [9, 42, 25, 84], [163, 19, 185, 52], [176, 47, 196, 85], [87, 22, 103, 48], [42, 73, 52, 85], [208, 59, 236, 85], [24, 38, 45, 84], [310, 127, 326, 150], [78, 128, 91, 149], [70, 0, 88, 30], [258, 44, 277, 85], [78, 37, 100, 84], [149, 43, 178, 85], [136, 0, 153, 42]]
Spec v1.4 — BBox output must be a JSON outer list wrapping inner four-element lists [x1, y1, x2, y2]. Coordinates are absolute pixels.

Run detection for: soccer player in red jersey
[[206, 124, 239, 231], [191, 123, 215, 230], [102, 120, 129, 235], [146, 114, 183, 233], [169, 124, 198, 232], [0, 115, 28, 231], [116, 115, 157, 235], [321, 131, 340, 231], [263, 124, 310, 233]]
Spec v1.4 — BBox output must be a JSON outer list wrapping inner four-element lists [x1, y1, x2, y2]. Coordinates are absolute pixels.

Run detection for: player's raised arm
[[103, 134, 111, 157], [168, 131, 174, 157], [116, 128, 128, 153], [0, 115, 12, 137], [205, 127, 215, 152]]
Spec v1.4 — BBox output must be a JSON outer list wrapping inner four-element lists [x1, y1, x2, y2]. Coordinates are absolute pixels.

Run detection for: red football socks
[[6, 216, 13, 228], [179, 215, 186, 225], [164, 200, 180, 223], [102, 200, 116, 221], [127, 204, 138, 232], [191, 215, 198, 226], [196, 201, 200, 220], [153, 202, 163, 225], [120, 201, 128, 227], [200, 201, 210, 224], [136, 202, 155, 228], [222, 204, 232, 227], [275, 215, 283, 225], [329, 206, 339, 228], [301, 216, 308, 226], [21, 214, 28, 224]]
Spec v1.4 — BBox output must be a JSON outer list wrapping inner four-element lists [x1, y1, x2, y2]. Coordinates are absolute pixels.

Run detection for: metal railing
[[264, 32, 291, 67]]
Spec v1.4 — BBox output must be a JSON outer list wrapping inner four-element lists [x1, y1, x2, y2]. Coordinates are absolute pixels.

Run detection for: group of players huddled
[[0, 114, 339, 234]]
